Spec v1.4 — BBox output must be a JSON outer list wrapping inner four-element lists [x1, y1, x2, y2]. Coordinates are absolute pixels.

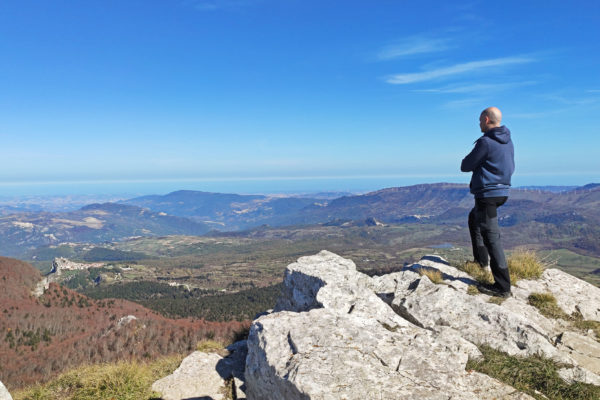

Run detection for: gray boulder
[[152, 341, 247, 400]]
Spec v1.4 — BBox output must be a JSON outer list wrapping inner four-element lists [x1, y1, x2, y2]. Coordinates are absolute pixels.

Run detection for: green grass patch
[[528, 293, 570, 320], [13, 355, 183, 400], [467, 345, 600, 400]]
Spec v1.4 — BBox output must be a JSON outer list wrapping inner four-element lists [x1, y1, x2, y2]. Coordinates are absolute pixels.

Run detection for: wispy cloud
[[377, 36, 452, 60], [586, 89, 600, 93], [416, 81, 536, 93], [386, 56, 537, 84]]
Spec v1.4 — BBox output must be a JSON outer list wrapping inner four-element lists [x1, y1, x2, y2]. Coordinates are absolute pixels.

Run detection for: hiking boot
[[477, 283, 511, 298]]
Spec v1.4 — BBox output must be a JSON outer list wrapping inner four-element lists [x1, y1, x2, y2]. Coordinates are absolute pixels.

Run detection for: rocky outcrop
[[244, 251, 600, 399], [51, 257, 104, 273], [0, 380, 12, 400], [153, 250, 600, 399], [32, 257, 105, 296]]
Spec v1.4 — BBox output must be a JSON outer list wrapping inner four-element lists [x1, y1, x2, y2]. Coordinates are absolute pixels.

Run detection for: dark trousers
[[468, 196, 511, 292]]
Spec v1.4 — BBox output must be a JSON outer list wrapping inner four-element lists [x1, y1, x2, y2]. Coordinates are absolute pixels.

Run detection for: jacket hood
[[484, 125, 511, 144]]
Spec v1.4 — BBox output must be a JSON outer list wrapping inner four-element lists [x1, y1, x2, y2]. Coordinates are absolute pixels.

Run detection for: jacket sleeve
[[461, 138, 487, 172]]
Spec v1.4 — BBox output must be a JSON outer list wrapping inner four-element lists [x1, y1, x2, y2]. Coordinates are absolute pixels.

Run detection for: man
[[461, 106, 515, 297]]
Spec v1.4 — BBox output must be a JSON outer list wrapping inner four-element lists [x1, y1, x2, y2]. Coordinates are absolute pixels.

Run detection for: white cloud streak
[[386, 56, 537, 84], [377, 37, 451, 60]]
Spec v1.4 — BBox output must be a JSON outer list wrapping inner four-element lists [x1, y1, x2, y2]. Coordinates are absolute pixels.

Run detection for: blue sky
[[0, 0, 599, 195]]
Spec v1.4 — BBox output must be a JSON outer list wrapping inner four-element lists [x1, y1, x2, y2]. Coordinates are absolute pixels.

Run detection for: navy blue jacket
[[461, 125, 515, 198]]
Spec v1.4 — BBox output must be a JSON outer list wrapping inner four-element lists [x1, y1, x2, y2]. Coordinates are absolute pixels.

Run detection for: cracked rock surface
[[246, 251, 565, 399]]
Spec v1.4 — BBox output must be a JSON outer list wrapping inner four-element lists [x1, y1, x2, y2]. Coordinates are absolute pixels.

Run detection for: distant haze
[[0, 174, 598, 198]]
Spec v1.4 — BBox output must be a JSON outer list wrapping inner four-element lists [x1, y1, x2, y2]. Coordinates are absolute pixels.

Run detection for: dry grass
[[197, 339, 228, 356], [457, 250, 550, 287], [466, 285, 479, 296], [458, 261, 494, 285], [416, 268, 444, 284], [508, 250, 550, 283], [12, 355, 183, 400], [487, 296, 507, 305]]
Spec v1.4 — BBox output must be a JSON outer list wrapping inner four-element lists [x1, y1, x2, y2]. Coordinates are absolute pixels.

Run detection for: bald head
[[479, 107, 502, 132]]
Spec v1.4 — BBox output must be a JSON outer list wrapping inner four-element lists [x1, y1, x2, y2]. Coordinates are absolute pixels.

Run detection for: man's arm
[[461, 138, 488, 172]]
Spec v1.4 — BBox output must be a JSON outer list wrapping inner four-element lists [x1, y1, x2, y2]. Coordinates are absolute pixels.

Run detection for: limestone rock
[[245, 308, 531, 400], [515, 268, 600, 321], [152, 352, 227, 400], [152, 340, 247, 400], [558, 366, 600, 385], [555, 331, 600, 374], [0, 381, 12, 400], [275, 250, 412, 331], [246, 251, 535, 399], [391, 271, 568, 362]]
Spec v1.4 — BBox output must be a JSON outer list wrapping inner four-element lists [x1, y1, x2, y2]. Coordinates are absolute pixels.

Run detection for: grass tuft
[[196, 339, 228, 356], [13, 355, 183, 400], [416, 268, 444, 284], [457, 261, 494, 285], [467, 345, 600, 399], [528, 293, 569, 320], [466, 285, 479, 296], [508, 250, 549, 283]]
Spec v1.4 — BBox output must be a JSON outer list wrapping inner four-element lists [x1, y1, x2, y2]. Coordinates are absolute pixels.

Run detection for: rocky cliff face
[[156, 250, 600, 399]]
